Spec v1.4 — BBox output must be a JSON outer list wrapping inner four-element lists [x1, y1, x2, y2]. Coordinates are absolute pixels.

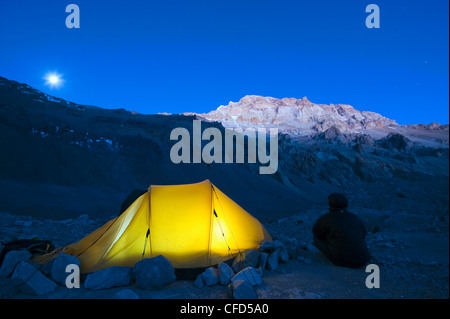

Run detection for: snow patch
[[44, 94, 61, 103]]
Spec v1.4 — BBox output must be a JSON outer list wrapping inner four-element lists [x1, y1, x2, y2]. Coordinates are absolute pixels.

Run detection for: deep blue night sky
[[0, 0, 448, 124]]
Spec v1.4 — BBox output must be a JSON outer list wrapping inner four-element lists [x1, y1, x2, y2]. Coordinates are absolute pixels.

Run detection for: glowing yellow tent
[[35, 180, 271, 274]]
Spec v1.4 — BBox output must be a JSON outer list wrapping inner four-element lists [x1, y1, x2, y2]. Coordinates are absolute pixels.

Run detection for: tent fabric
[[34, 180, 271, 274]]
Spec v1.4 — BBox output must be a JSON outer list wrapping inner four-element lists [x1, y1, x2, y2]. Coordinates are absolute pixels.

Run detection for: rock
[[258, 240, 271, 252], [379, 133, 413, 152], [40, 258, 54, 277], [259, 239, 291, 268], [255, 267, 264, 278], [315, 126, 342, 143], [258, 240, 285, 253], [114, 289, 139, 299], [202, 267, 219, 286], [84, 266, 132, 290], [0, 250, 32, 277], [133, 255, 176, 289], [50, 253, 81, 286], [229, 279, 258, 299], [218, 262, 235, 285], [284, 238, 300, 259], [278, 247, 290, 263], [194, 274, 205, 288], [11, 261, 56, 295], [266, 250, 279, 270], [232, 249, 260, 273], [231, 267, 262, 287], [257, 252, 268, 270], [353, 134, 375, 146]]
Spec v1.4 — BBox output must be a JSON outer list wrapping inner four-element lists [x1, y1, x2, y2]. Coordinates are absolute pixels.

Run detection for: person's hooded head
[[328, 193, 348, 213]]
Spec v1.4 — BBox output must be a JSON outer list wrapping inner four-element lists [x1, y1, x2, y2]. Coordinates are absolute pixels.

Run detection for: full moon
[[44, 72, 64, 89], [49, 75, 59, 84]]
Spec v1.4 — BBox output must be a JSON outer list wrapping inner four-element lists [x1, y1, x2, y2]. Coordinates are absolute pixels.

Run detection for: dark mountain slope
[[0, 76, 315, 221]]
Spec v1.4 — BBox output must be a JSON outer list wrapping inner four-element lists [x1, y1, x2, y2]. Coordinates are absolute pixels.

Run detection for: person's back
[[312, 193, 370, 268]]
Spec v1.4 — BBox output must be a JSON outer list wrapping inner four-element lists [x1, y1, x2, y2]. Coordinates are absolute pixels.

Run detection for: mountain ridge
[[2, 75, 447, 132], [195, 94, 399, 135]]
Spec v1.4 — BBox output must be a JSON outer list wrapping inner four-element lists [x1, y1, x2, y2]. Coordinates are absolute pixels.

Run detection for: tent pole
[[141, 187, 152, 259]]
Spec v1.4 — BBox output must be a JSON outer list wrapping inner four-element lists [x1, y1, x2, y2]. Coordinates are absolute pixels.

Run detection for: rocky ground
[[0, 195, 447, 300]]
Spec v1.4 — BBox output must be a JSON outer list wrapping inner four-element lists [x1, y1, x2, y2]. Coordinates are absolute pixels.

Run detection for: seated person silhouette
[[312, 193, 371, 268]]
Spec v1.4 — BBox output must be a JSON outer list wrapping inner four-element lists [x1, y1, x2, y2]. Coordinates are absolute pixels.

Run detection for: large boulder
[[257, 252, 268, 270], [278, 247, 290, 263], [11, 261, 56, 296], [232, 249, 260, 273], [0, 250, 31, 277], [231, 267, 262, 287], [229, 279, 258, 299], [84, 266, 132, 290], [194, 273, 205, 288], [202, 267, 219, 286], [264, 246, 289, 266], [283, 238, 301, 260], [218, 262, 235, 285], [133, 255, 176, 289], [50, 253, 81, 286], [258, 240, 290, 271], [266, 250, 279, 270], [258, 240, 285, 253]]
